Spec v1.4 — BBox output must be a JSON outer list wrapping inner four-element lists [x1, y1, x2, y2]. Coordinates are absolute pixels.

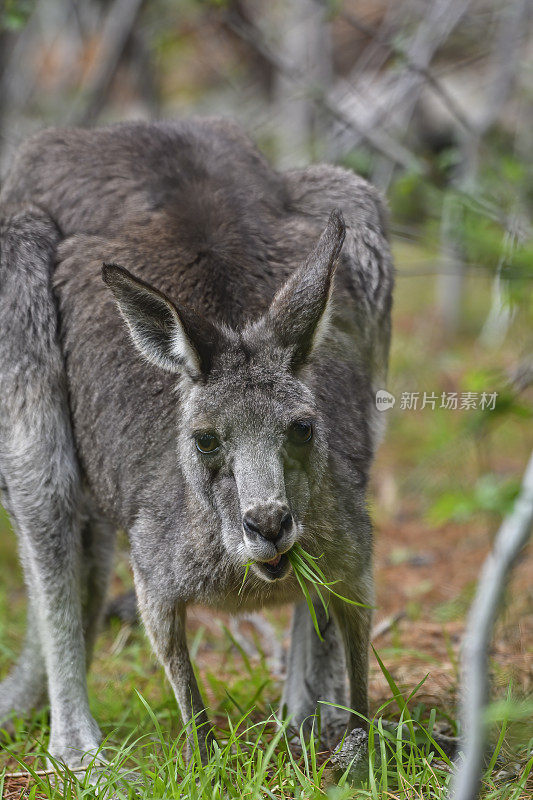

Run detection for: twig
[[229, 615, 258, 660], [3, 768, 57, 778], [371, 611, 405, 640], [230, 613, 285, 679], [110, 622, 133, 656], [449, 451, 533, 800]]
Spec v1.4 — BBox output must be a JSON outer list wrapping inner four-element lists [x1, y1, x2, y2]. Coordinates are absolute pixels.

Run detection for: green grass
[[1, 645, 531, 799], [241, 544, 367, 642], [1, 599, 531, 799]]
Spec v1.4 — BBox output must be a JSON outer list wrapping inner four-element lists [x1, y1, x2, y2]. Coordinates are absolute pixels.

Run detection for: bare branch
[[371, 611, 405, 640], [329, 0, 473, 168], [449, 451, 533, 800], [224, 10, 423, 172], [329, 1, 475, 135], [230, 613, 285, 679], [272, 0, 333, 166], [436, 0, 529, 333], [477, 0, 530, 135]]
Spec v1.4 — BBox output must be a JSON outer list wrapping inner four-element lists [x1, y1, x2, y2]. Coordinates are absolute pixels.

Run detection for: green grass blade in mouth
[[238, 544, 368, 638], [288, 543, 370, 638], [292, 565, 325, 642], [239, 561, 252, 595]]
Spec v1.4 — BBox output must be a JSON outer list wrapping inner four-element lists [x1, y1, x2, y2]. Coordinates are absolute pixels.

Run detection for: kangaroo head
[[103, 210, 345, 582]]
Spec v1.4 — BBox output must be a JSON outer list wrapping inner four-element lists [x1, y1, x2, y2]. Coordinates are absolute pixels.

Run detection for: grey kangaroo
[[0, 118, 393, 772]]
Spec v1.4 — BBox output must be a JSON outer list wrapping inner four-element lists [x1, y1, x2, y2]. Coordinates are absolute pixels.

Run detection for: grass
[[287, 545, 368, 641], [241, 544, 367, 642], [1, 647, 531, 799]]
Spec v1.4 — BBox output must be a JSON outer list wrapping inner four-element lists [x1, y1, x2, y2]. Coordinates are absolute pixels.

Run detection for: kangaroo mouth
[[256, 552, 290, 580]]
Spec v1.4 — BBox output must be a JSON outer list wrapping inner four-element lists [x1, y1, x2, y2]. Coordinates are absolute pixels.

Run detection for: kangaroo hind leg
[[281, 599, 349, 749], [0, 493, 47, 733]]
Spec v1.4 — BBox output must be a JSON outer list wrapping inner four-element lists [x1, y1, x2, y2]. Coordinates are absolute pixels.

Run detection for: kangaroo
[[0, 118, 393, 773]]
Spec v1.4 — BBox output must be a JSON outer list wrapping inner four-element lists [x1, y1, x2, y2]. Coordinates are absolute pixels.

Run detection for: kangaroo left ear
[[265, 209, 345, 369], [102, 263, 223, 377]]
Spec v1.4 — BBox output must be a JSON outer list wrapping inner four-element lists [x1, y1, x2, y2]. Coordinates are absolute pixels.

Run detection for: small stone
[[330, 727, 368, 779]]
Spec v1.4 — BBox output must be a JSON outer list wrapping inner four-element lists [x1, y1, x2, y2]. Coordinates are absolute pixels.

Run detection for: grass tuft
[[1, 658, 531, 798]]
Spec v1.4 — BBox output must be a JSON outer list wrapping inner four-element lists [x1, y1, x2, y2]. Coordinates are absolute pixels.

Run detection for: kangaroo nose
[[242, 506, 293, 543]]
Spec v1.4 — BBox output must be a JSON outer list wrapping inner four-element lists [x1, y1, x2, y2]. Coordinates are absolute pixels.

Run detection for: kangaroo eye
[[288, 420, 313, 445], [195, 432, 220, 454]]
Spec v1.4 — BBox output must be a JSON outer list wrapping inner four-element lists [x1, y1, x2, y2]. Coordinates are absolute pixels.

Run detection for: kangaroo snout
[[242, 504, 293, 544]]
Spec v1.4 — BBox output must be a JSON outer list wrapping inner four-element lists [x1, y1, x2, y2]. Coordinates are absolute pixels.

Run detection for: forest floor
[[0, 240, 531, 798]]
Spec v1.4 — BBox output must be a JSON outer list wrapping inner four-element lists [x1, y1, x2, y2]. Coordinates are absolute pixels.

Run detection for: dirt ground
[[370, 514, 531, 712]]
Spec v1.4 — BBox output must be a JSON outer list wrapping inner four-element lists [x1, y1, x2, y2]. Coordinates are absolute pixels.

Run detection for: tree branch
[[330, 1, 475, 135], [328, 0, 473, 168], [224, 10, 423, 173]]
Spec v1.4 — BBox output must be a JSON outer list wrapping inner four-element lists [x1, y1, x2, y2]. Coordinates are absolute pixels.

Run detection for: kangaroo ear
[[102, 264, 220, 377], [266, 209, 345, 369]]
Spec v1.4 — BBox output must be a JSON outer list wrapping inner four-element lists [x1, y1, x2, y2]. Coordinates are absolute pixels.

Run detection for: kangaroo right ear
[[102, 264, 220, 377], [264, 209, 345, 370]]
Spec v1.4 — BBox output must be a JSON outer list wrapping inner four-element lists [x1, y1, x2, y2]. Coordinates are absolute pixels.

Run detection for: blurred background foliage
[[0, 0, 531, 787]]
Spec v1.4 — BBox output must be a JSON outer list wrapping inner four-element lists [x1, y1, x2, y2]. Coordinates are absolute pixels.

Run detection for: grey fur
[[0, 118, 393, 770]]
